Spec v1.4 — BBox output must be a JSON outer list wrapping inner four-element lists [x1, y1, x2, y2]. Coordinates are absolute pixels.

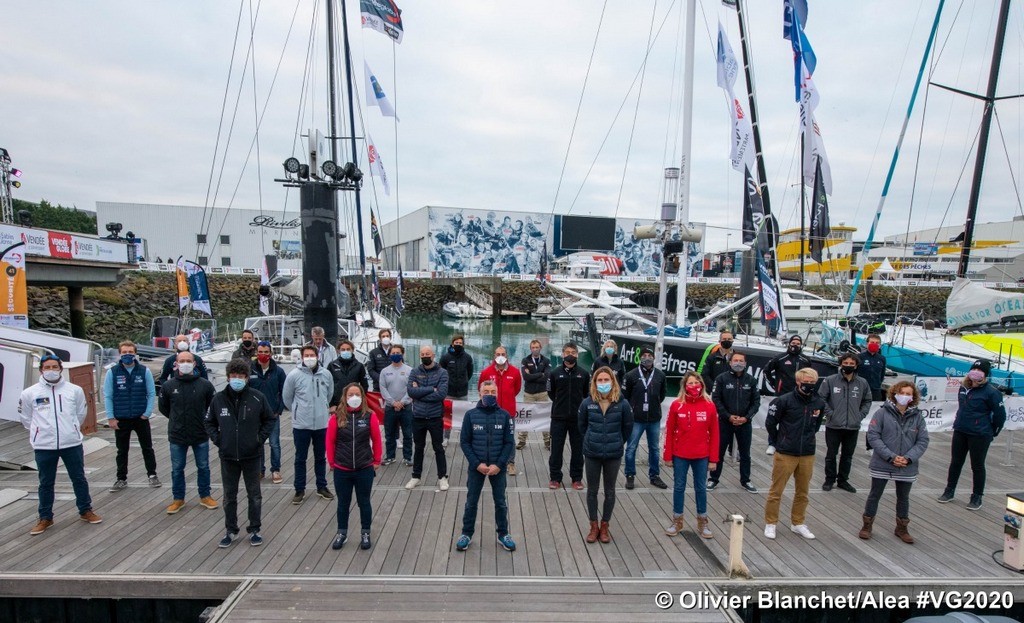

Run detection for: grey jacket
[[866, 402, 929, 480], [818, 373, 872, 430], [379, 363, 413, 406], [282, 364, 335, 430]]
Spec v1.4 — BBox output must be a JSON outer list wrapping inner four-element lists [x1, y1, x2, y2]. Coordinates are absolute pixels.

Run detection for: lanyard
[[639, 369, 653, 407]]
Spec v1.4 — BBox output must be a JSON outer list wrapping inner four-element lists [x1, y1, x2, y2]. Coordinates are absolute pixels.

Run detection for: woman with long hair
[[326, 383, 382, 551], [578, 366, 633, 544], [663, 371, 719, 539]]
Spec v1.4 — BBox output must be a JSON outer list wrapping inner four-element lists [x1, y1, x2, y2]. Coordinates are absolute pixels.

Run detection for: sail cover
[[946, 277, 1024, 329]]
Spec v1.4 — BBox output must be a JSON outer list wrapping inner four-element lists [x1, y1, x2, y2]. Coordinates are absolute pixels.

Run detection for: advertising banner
[[0, 243, 28, 328]]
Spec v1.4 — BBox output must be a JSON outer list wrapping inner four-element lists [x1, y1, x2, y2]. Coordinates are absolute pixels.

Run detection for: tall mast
[[338, 0, 368, 280], [673, 0, 696, 325], [325, 0, 340, 163], [956, 0, 1011, 278], [799, 142, 806, 287]]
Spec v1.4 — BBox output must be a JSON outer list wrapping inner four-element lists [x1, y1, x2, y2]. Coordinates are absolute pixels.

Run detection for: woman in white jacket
[[19, 354, 102, 535]]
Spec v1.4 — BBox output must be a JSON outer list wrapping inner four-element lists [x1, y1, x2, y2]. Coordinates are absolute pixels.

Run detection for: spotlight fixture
[[298, 164, 310, 180], [10, 181, 20, 189], [283, 157, 301, 175], [342, 162, 363, 183], [321, 160, 339, 179]]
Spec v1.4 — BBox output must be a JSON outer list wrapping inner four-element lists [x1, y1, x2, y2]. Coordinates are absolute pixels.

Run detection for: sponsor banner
[[0, 243, 28, 328], [47, 233, 73, 259], [0, 224, 129, 264]]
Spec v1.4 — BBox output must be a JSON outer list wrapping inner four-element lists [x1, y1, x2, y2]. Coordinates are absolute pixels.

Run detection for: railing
[[462, 283, 493, 311]]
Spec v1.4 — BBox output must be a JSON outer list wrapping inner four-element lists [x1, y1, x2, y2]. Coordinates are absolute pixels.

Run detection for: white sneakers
[[766, 445, 776, 455], [764, 524, 776, 539], [405, 478, 421, 490], [791, 524, 816, 539], [438, 477, 450, 491]]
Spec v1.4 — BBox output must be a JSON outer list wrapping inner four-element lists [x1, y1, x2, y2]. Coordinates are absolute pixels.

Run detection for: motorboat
[[707, 288, 859, 322], [442, 301, 489, 319], [536, 279, 655, 321]]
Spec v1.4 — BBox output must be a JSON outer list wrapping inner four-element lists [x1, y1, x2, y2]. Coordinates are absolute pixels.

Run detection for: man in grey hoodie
[[282, 344, 335, 505], [818, 353, 872, 493]]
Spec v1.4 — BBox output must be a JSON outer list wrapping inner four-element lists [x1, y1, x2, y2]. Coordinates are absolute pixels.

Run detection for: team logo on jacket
[[220, 408, 229, 418], [35, 397, 51, 406], [473, 424, 484, 431], [696, 411, 707, 422]]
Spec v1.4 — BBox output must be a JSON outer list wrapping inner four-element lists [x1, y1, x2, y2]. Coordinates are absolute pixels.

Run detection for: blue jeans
[[461, 468, 509, 537], [169, 441, 211, 500], [35, 445, 92, 520], [333, 466, 375, 532], [672, 456, 709, 516], [384, 405, 413, 461], [293, 427, 328, 492], [260, 415, 281, 473], [624, 421, 661, 479]]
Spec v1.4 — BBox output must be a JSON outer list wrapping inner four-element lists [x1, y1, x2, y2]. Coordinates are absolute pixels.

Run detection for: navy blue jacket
[[407, 364, 449, 419], [711, 370, 760, 421], [158, 353, 209, 384], [954, 381, 1006, 439], [857, 351, 887, 391], [460, 401, 515, 471], [249, 359, 287, 414], [106, 363, 154, 420], [578, 397, 633, 460], [591, 354, 625, 386], [439, 350, 474, 397]]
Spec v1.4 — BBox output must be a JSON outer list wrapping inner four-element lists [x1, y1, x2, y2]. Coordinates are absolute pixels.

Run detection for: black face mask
[[640, 358, 654, 370], [798, 382, 815, 395], [563, 355, 577, 366], [841, 365, 857, 375], [789, 345, 803, 356], [451, 344, 464, 355], [242, 340, 253, 348], [720, 340, 733, 350], [421, 357, 433, 367]]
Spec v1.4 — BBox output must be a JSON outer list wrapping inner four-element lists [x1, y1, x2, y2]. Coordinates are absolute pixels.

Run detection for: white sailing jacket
[[19, 377, 88, 450]]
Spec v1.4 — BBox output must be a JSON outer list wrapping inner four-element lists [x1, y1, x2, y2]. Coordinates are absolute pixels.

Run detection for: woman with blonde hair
[[326, 383, 382, 551], [663, 371, 719, 539], [578, 366, 633, 544]]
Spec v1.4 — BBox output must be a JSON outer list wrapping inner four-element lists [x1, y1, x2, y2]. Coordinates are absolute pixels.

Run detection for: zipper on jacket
[[52, 386, 60, 450]]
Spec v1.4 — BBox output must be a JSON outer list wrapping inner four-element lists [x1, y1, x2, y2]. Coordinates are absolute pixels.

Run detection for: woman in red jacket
[[326, 383, 382, 551], [663, 371, 719, 539]]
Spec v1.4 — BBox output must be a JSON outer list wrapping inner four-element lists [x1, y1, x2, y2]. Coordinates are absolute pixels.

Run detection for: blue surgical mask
[[481, 395, 498, 408], [120, 354, 136, 367], [228, 378, 247, 392], [604, 347, 615, 356], [340, 351, 353, 360], [389, 354, 404, 364], [597, 382, 612, 395]]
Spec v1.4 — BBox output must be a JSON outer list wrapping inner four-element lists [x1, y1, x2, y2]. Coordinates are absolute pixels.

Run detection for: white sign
[[0, 346, 32, 422]]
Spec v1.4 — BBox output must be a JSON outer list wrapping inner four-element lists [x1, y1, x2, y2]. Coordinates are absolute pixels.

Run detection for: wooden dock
[[0, 416, 1022, 620]]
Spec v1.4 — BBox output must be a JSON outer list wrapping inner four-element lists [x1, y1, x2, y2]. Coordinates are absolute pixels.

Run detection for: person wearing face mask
[[578, 368, 633, 544], [937, 359, 1006, 510], [591, 339, 625, 386], [818, 354, 872, 493], [205, 358, 275, 548], [547, 343, 590, 490], [21, 354, 101, 535], [310, 326, 337, 367], [478, 345, 523, 475], [328, 339, 370, 410], [763, 368, 826, 541], [158, 350, 217, 514], [857, 333, 888, 402], [663, 372, 719, 539], [439, 335, 474, 400], [761, 335, 810, 455], [282, 344, 336, 505], [231, 329, 258, 361], [519, 339, 551, 451], [455, 379, 517, 553], [379, 345, 414, 466], [405, 345, 450, 491], [708, 352, 760, 493], [700, 331, 736, 390], [326, 384, 382, 551], [622, 346, 667, 490], [859, 381, 929, 544], [249, 341, 287, 483], [367, 329, 394, 392], [104, 340, 159, 492], [158, 334, 209, 384]]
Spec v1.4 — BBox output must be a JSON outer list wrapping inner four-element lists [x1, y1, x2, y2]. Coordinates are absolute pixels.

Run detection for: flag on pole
[[782, 0, 809, 40], [395, 264, 405, 316], [175, 256, 190, 311], [809, 156, 832, 263], [370, 209, 385, 258], [367, 134, 391, 196], [788, 9, 816, 101], [259, 256, 271, 315], [360, 0, 404, 43], [371, 265, 382, 310], [364, 61, 399, 119], [800, 69, 833, 195], [0, 242, 28, 328], [716, 23, 756, 173], [538, 241, 549, 291], [184, 260, 212, 317], [741, 166, 771, 253], [756, 250, 782, 335]]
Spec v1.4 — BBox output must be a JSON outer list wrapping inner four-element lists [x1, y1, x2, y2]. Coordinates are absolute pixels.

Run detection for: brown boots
[[586, 521, 600, 543], [665, 514, 685, 537], [599, 521, 611, 543], [586, 520, 613, 543], [895, 517, 914, 544], [858, 515, 874, 539]]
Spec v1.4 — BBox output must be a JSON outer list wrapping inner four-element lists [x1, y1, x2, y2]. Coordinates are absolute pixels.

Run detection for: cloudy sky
[[3, 1, 1023, 252]]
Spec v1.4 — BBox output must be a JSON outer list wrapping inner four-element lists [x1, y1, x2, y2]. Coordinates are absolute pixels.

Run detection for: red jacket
[[478, 363, 523, 418], [663, 396, 720, 462]]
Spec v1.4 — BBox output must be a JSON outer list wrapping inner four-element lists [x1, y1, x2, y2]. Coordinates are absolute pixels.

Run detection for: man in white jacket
[[19, 354, 102, 535]]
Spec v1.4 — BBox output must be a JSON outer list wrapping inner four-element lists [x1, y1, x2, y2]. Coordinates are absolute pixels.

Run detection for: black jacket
[[857, 351, 887, 391], [158, 353, 209, 384], [711, 370, 760, 422], [622, 366, 667, 423], [439, 349, 474, 397], [578, 398, 633, 460], [158, 372, 216, 446], [367, 345, 392, 391], [762, 351, 811, 395], [231, 343, 258, 361], [701, 348, 734, 389], [591, 354, 625, 386], [547, 364, 591, 421], [765, 390, 826, 457], [327, 357, 369, 406], [520, 354, 551, 395], [954, 381, 1007, 438], [204, 387, 275, 461]]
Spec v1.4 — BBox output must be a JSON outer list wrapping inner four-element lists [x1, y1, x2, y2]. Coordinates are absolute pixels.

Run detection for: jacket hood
[[175, 370, 201, 382], [882, 400, 920, 419]]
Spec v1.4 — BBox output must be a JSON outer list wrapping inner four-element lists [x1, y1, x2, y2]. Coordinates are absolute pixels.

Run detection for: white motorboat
[[442, 301, 490, 319], [536, 279, 653, 321], [708, 288, 860, 322]]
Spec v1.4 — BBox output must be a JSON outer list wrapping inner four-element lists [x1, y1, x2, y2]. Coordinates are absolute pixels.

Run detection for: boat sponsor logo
[[249, 215, 300, 229], [1006, 404, 1024, 425], [18, 231, 48, 255], [48, 233, 73, 259]]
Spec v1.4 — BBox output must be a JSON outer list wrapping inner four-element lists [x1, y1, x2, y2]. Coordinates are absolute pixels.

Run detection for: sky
[[3, 0, 1024, 253]]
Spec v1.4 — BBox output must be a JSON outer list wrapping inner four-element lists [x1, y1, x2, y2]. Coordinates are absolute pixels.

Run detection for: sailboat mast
[[674, 0, 696, 325], [338, 0, 368, 279], [799, 141, 806, 287], [956, 0, 1011, 278], [326, 0, 341, 163]]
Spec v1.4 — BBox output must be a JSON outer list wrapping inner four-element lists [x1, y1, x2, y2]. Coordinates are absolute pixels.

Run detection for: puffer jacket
[[818, 373, 872, 430], [578, 397, 633, 460], [460, 401, 516, 471], [407, 364, 449, 419], [866, 402, 929, 480], [158, 372, 215, 446], [204, 386, 275, 461], [326, 409, 382, 471], [19, 378, 88, 450], [327, 357, 369, 406], [663, 396, 720, 461], [953, 380, 1006, 438], [282, 364, 335, 430], [765, 390, 826, 457], [366, 344, 392, 391]]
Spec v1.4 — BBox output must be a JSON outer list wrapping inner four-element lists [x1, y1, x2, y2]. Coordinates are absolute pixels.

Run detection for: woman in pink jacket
[[326, 383, 382, 551]]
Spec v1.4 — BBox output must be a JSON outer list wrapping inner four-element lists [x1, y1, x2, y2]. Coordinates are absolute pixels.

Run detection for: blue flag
[[782, 0, 808, 40], [185, 260, 212, 316], [395, 264, 405, 316], [756, 251, 781, 334], [788, 8, 816, 101]]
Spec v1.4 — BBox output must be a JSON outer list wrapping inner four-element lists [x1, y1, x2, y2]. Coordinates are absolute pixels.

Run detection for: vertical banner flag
[[395, 263, 405, 316], [371, 265, 382, 310], [259, 255, 271, 315], [788, 8, 816, 101], [360, 0, 404, 43], [716, 23, 755, 173], [809, 157, 832, 263], [782, 0, 809, 40], [0, 243, 28, 328], [370, 209, 385, 257], [367, 135, 391, 196], [175, 256, 190, 311], [741, 166, 770, 253], [538, 241, 549, 291], [756, 250, 781, 334], [364, 61, 399, 119], [185, 260, 213, 316]]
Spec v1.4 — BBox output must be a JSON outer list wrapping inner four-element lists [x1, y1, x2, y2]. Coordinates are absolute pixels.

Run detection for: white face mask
[[346, 395, 362, 409], [177, 362, 195, 376], [42, 370, 62, 383], [380, 337, 392, 347], [895, 394, 913, 407], [176, 341, 189, 351], [495, 355, 508, 366], [303, 357, 319, 368]]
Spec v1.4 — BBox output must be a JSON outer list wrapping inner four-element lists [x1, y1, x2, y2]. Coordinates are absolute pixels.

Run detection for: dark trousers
[[945, 430, 993, 496], [333, 467, 375, 532], [412, 418, 447, 479], [710, 420, 752, 484], [864, 477, 912, 518], [461, 468, 509, 537], [293, 427, 327, 493], [585, 456, 621, 522], [114, 418, 157, 481], [549, 418, 583, 483], [384, 406, 413, 461], [35, 445, 92, 520], [221, 457, 262, 534], [824, 428, 860, 485]]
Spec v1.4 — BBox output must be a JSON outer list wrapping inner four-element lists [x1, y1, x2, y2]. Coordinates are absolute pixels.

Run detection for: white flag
[[799, 64, 832, 194], [259, 256, 270, 315], [716, 23, 755, 173], [364, 60, 399, 120], [367, 133, 391, 196]]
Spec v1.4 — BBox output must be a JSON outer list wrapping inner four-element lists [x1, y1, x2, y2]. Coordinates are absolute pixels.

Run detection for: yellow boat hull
[[962, 333, 1024, 360]]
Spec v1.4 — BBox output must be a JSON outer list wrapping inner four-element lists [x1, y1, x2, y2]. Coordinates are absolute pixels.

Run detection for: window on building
[[222, 257, 231, 267], [196, 234, 207, 244], [220, 235, 230, 245], [198, 256, 209, 266]]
